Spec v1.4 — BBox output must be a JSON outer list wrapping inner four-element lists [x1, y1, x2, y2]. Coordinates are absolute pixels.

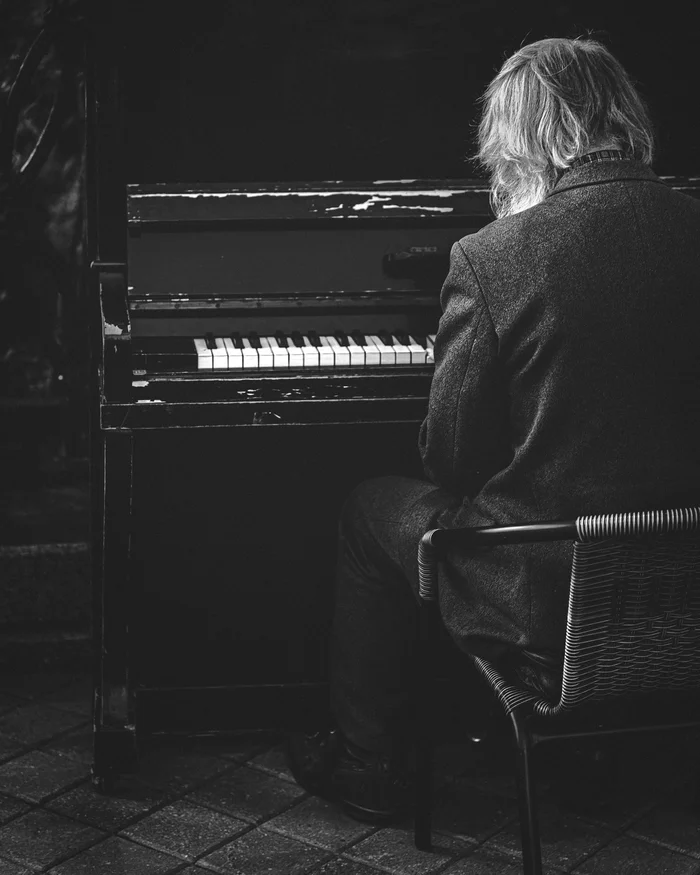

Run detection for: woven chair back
[[557, 519, 700, 713]]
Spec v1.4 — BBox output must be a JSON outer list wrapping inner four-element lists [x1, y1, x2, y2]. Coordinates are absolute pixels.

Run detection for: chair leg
[[413, 600, 437, 851], [414, 725, 432, 850], [510, 710, 542, 875]]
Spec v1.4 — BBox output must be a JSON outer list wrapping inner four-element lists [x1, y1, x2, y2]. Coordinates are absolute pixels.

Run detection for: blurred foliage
[[0, 0, 85, 403]]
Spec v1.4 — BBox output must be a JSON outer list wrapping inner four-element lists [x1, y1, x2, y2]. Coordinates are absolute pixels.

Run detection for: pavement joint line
[[0, 541, 89, 557], [623, 830, 700, 861], [259, 811, 382, 855]]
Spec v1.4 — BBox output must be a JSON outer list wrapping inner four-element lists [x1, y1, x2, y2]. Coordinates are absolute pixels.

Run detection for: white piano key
[[317, 337, 336, 367], [211, 337, 229, 369], [426, 334, 436, 364], [407, 335, 428, 365], [223, 337, 244, 369], [301, 336, 320, 367], [265, 336, 290, 368], [193, 338, 214, 369], [361, 336, 381, 366], [286, 336, 305, 368], [346, 336, 366, 366], [241, 337, 260, 368], [390, 335, 411, 365], [367, 334, 396, 365], [324, 336, 351, 367], [254, 337, 274, 368]]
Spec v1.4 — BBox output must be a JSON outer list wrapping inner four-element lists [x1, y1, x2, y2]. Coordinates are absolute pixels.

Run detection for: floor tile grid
[[0, 757, 263, 872], [2, 675, 700, 875], [456, 731, 700, 874], [0, 725, 269, 872], [481, 794, 700, 875], [175, 758, 389, 871], [0, 728, 629, 875], [235, 746, 522, 873], [23, 738, 400, 873]]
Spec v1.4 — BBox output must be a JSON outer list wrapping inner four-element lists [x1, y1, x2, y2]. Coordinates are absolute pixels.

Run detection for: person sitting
[[286, 35, 700, 824]]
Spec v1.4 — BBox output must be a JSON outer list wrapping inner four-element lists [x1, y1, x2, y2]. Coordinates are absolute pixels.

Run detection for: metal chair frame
[[412, 508, 700, 875]]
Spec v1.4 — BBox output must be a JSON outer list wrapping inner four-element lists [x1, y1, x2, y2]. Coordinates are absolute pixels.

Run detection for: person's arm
[[419, 240, 511, 498]]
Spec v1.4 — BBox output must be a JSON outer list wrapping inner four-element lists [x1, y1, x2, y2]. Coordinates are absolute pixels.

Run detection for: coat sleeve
[[419, 240, 511, 498]]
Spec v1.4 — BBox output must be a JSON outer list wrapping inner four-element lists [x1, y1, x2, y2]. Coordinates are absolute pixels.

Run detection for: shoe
[[285, 728, 413, 825]]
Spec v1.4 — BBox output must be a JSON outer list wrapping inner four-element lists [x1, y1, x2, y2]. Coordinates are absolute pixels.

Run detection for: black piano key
[[205, 332, 217, 350], [334, 330, 349, 346], [351, 330, 366, 346], [291, 331, 305, 348], [308, 331, 321, 348], [412, 335, 428, 348], [230, 332, 244, 349], [395, 330, 411, 346], [248, 331, 262, 349], [275, 330, 289, 348], [378, 330, 394, 346]]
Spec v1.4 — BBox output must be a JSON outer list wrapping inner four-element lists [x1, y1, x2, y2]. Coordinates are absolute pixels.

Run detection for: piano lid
[[127, 180, 493, 228]]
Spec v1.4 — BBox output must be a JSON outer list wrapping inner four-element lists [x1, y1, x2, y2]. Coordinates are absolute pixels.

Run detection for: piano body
[[89, 6, 700, 787]]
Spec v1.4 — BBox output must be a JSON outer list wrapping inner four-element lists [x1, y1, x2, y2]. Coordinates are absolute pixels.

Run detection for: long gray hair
[[476, 38, 655, 218]]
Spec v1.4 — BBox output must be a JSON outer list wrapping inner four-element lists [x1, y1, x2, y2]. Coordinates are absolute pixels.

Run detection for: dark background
[[125, 1, 699, 184]]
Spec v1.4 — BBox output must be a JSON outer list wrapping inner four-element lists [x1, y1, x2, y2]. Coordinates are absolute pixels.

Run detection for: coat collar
[[547, 159, 663, 199]]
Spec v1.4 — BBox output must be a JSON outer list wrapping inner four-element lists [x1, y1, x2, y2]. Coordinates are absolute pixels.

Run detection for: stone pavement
[[1, 671, 699, 874]]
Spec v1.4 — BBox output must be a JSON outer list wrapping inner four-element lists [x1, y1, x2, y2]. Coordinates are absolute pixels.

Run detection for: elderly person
[[287, 36, 700, 823]]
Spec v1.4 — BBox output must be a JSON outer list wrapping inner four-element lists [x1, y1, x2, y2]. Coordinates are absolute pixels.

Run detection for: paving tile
[[431, 778, 518, 843], [0, 703, 87, 746], [46, 835, 182, 874], [0, 860, 34, 875], [485, 801, 616, 871], [120, 800, 248, 861], [198, 826, 331, 874], [39, 676, 92, 717], [572, 835, 700, 874], [548, 775, 658, 831], [628, 801, 700, 857], [0, 671, 79, 701], [247, 744, 297, 783], [308, 857, 389, 875], [440, 845, 535, 874], [342, 826, 467, 874], [187, 764, 306, 824], [0, 749, 88, 802], [264, 795, 376, 851], [43, 725, 94, 766], [46, 780, 165, 831], [0, 792, 31, 825], [0, 732, 26, 761], [0, 808, 104, 871], [137, 744, 232, 794]]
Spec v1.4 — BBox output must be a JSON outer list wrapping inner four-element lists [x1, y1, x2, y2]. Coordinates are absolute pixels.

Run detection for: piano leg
[[92, 430, 138, 792]]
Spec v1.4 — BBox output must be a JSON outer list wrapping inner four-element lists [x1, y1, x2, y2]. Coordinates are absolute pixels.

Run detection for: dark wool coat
[[411, 158, 700, 662]]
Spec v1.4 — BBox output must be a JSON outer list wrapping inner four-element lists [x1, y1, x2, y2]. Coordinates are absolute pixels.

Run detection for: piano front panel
[[128, 226, 467, 300]]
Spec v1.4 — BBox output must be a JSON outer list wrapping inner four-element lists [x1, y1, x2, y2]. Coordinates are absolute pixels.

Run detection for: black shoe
[[285, 728, 413, 825]]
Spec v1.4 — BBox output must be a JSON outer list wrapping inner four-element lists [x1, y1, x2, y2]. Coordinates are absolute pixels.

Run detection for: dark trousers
[[330, 475, 459, 755]]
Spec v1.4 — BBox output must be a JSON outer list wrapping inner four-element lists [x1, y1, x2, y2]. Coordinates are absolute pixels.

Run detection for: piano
[[88, 4, 700, 791], [102, 180, 492, 427]]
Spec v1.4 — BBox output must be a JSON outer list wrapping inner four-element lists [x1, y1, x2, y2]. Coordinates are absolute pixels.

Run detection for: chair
[[412, 508, 700, 875]]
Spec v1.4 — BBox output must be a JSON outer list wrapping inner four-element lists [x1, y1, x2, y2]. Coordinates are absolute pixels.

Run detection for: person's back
[[424, 159, 700, 657]]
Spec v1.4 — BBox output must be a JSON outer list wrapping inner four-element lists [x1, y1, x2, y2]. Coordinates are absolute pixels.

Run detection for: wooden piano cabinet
[[91, 429, 138, 790]]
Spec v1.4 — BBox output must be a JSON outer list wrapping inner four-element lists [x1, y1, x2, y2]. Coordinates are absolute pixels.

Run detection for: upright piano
[[89, 5, 700, 788]]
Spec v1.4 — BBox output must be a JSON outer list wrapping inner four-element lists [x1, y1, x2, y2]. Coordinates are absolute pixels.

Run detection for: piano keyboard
[[138, 331, 437, 372]]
